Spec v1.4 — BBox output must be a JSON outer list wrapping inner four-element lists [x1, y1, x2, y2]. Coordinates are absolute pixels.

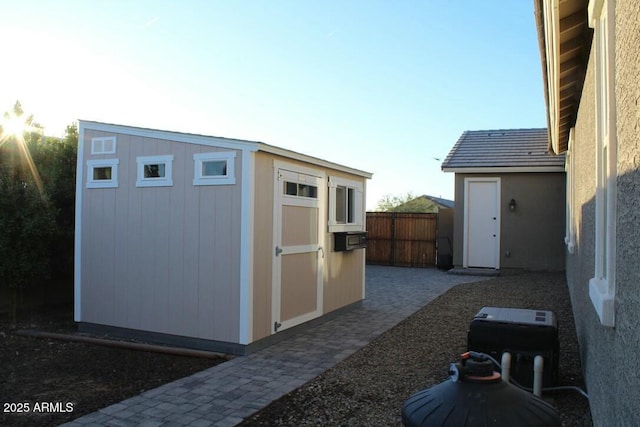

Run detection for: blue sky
[[0, 1, 546, 209]]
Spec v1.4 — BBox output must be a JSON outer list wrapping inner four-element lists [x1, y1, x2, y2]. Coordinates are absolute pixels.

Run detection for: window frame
[[564, 128, 576, 254], [91, 136, 117, 155], [193, 151, 236, 186], [328, 176, 364, 232], [86, 158, 119, 188], [588, 0, 617, 327], [136, 155, 174, 188]]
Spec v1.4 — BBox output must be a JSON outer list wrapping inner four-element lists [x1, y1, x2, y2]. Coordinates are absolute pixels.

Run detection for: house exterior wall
[[251, 153, 366, 342], [79, 129, 242, 344], [566, 1, 640, 423], [452, 172, 565, 270]]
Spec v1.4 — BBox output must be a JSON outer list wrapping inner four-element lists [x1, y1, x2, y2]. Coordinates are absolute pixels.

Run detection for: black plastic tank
[[402, 352, 561, 427]]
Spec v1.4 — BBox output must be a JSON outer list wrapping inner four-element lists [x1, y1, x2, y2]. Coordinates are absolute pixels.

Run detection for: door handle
[[275, 246, 283, 256], [318, 246, 324, 258]]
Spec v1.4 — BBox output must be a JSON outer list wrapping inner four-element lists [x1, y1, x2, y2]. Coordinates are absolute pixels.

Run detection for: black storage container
[[333, 231, 366, 252], [467, 306, 559, 388]]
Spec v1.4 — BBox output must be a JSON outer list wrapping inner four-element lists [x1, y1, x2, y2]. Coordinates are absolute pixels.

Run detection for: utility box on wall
[[467, 306, 559, 388], [334, 231, 367, 252]]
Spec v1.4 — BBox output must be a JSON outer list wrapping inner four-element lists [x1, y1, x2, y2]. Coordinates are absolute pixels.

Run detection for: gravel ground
[[241, 271, 592, 426]]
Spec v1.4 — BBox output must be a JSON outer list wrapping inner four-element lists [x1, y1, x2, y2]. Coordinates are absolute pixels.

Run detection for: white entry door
[[272, 165, 324, 334], [464, 178, 500, 269]]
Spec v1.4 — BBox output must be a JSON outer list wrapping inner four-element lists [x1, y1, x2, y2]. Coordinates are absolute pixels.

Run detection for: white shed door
[[465, 178, 500, 269], [272, 167, 324, 334]]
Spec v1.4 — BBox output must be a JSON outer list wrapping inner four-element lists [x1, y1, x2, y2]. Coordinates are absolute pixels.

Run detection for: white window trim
[[86, 158, 119, 188], [564, 129, 576, 254], [328, 176, 364, 232], [193, 151, 236, 186], [136, 155, 174, 187], [588, 0, 616, 327], [91, 136, 116, 155]]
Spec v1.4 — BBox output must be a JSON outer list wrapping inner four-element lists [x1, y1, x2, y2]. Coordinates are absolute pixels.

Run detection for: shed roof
[[441, 128, 565, 173], [79, 120, 372, 179]]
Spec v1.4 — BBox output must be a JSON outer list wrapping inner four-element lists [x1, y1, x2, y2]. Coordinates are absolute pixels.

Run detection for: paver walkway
[[63, 266, 486, 427]]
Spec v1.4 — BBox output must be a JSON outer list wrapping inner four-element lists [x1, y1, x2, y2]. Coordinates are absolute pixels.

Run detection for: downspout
[[533, 0, 554, 154]]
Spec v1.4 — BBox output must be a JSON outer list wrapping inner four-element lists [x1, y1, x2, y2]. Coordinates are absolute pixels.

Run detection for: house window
[[193, 152, 236, 185], [588, 0, 617, 327], [91, 136, 116, 154], [564, 129, 576, 254], [136, 155, 174, 187], [86, 159, 119, 188], [328, 176, 364, 232]]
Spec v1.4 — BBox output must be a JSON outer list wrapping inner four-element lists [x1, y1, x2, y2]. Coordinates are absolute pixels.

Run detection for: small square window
[[93, 167, 113, 180], [91, 136, 117, 155], [137, 155, 173, 187], [87, 159, 119, 188], [193, 152, 236, 186]]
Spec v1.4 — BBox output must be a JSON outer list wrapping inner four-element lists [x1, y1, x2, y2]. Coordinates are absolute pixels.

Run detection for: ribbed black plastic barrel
[[402, 353, 561, 426]]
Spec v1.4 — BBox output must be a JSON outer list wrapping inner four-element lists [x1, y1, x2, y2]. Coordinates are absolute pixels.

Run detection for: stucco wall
[[452, 172, 565, 270], [565, 0, 640, 424]]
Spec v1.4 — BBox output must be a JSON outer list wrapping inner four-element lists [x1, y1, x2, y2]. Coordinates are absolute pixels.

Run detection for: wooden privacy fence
[[366, 212, 438, 267]]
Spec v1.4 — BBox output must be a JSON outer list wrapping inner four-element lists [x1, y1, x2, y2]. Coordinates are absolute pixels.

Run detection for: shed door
[[272, 167, 324, 333], [464, 178, 500, 269]]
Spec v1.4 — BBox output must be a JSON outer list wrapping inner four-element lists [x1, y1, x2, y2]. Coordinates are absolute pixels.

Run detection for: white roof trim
[[79, 120, 372, 179], [443, 166, 565, 173], [257, 143, 372, 178]]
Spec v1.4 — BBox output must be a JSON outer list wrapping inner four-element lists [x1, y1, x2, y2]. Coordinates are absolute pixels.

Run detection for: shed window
[[283, 181, 318, 198], [136, 155, 174, 187], [193, 152, 236, 185], [87, 159, 119, 188], [328, 176, 364, 232], [202, 160, 227, 177], [91, 136, 116, 154]]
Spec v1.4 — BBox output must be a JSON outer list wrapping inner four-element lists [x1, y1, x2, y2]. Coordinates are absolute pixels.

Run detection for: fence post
[[390, 212, 396, 266]]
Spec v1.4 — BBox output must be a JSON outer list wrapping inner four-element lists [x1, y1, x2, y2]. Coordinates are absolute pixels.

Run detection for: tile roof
[[441, 128, 565, 171]]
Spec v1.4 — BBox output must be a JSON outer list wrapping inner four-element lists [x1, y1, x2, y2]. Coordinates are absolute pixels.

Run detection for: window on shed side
[[282, 181, 318, 198], [193, 151, 236, 185], [91, 136, 117, 155], [87, 159, 119, 188], [328, 176, 363, 232], [136, 155, 174, 187]]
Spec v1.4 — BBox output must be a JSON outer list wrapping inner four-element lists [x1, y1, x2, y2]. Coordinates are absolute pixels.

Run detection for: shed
[[441, 128, 565, 271], [75, 120, 372, 354]]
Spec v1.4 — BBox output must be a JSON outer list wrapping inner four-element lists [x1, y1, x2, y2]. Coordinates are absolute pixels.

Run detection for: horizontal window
[[136, 155, 174, 187], [91, 136, 116, 155], [283, 181, 318, 198], [193, 152, 236, 186], [86, 159, 119, 188]]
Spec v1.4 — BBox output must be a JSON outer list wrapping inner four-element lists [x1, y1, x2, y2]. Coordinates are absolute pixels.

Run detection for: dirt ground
[[0, 304, 228, 426]]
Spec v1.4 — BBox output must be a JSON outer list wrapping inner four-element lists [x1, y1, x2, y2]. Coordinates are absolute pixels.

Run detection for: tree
[[0, 102, 75, 323], [375, 193, 442, 213]]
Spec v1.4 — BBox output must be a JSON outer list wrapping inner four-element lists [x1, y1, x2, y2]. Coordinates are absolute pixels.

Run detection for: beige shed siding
[[250, 153, 366, 341], [322, 168, 366, 314], [80, 129, 242, 343], [251, 152, 275, 341]]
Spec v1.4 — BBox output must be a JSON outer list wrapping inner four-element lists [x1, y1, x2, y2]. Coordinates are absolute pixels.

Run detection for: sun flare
[[0, 108, 46, 196]]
